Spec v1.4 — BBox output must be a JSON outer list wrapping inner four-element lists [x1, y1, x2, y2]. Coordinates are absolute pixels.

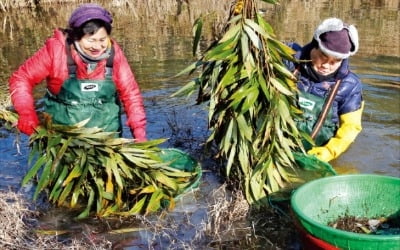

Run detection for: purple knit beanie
[[68, 3, 113, 28]]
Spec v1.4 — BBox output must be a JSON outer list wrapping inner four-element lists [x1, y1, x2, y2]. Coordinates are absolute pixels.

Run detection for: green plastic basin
[[291, 174, 400, 250], [159, 148, 202, 196]]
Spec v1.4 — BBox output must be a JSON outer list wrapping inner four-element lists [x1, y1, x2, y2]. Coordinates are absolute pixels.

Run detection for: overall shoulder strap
[[310, 79, 342, 139], [65, 39, 76, 75], [105, 46, 115, 76]]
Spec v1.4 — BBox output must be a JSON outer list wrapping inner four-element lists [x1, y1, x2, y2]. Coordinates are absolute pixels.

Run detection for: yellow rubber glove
[[308, 102, 364, 162]]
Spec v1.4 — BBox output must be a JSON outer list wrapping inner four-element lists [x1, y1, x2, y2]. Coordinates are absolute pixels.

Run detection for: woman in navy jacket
[[286, 18, 364, 162]]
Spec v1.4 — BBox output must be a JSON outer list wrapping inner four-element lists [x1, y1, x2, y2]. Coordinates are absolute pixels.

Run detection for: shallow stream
[[0, 0, 399, 249]]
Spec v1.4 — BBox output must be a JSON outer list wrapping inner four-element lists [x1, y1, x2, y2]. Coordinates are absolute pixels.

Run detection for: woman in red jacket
[[9, 3, 147, 142]]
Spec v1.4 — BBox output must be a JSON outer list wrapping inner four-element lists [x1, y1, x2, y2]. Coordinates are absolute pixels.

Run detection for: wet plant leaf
[[150, 171, 178, 191], [173, 0, 314, 205], [109, 227, 145, 234], [243, 24, 262, 50], [171, 80, 198, 97], [244, 18, 269, 39], [270, 77, 293, 96], [192, 17, 203, 56], [51, 137, 72, 170], [260, 0, 279, 5], [77, 189, 95, 219], [35, 229, 71, 235], [21, 155, 46, 186], [63, 164, 82, 186], [220, 23, 240, 43], [145, 189, 164, 215], [58, 181, 74, 207], [136, 185, 156, 195], [49, 165, 69, 201], [33, 160, 53, 200], [117, 196, 147, 216]]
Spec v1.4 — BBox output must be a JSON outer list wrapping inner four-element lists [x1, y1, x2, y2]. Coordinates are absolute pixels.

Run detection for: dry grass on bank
[[135, 184, 251, 248], [0, 190, 112, 250], [0, 184, 252, 249], [203, 184, 250, 243]]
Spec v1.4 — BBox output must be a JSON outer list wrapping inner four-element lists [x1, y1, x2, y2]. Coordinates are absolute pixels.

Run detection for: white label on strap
[[81, 82, 99, 92], [299, 96, 315, 111]]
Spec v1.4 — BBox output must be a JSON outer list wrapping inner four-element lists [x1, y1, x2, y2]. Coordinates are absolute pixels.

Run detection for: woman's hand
[[17, 113, 39, 135]]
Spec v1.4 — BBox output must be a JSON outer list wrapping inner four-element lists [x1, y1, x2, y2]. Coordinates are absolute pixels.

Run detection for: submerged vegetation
[[1, 108, 201, 219]]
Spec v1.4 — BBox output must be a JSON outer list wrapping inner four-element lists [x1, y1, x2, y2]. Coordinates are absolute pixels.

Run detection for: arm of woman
[[9, 41, 54, 135], [308, 73, 364, 162], [308, 101, 364, 162], [112, 42, 147, 142]]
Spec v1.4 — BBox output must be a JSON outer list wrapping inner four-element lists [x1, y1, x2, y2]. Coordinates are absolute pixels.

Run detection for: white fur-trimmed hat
[[314, 18, 359, 59]]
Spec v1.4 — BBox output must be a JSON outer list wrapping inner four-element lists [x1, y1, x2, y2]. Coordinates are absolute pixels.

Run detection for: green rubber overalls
[[44, 46, 122, 133], [296, 90, 337, 150]]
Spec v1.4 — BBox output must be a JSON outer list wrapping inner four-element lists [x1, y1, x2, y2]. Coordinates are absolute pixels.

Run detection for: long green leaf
[[192, 17, 203, 56], [242, 86, 259, 113], [145, 189, 164, 215], [116, 196, 147, 216], [205, 36, 237, 60], [240, 30, 250, 61], [243, 24, 262, 50], [220, 23, 241, 43], [270, 78, 293, 96], [226, 146, 236, 176], [34, 159, 53, 200], [63, 163, 82, 186], [22, 155, 47, 186], [236, 114, 252, 141], [206, 47, 236, 61], [174, 61, 204, 78], [171, 79, 198, 97], [58, 180, 74, 206], [77, 189, 95, 219], [244, 18, 270, 39], [49, 166, 69, 201], [150, 171, 178, 191], [218, 63, 241, 89], [256, 13, 275, 34], [51, 137, 72, 171], [108, 155, 123, 189], [113, 153, 133, 179]]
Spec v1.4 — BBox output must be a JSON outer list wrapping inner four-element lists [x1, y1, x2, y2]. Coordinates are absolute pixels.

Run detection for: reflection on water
[[0, 0, 399, 248], [264, 0, 400, 57]]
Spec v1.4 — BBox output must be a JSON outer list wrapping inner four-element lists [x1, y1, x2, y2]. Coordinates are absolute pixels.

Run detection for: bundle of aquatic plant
[[0, 102, 18, 129], [0, 109, 200, 218], [173, 0, 334, 204]]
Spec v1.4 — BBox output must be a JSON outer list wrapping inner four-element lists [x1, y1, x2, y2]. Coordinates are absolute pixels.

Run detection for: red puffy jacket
[[9, 29, 146, 141]]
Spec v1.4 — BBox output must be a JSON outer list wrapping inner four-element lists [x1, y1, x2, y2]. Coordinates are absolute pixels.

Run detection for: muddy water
[[0, 0, 399, 249]]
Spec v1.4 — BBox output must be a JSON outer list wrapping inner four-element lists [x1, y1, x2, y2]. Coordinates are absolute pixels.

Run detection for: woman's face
[[78, 27, 109, 58], [310, 48, 343, 75]]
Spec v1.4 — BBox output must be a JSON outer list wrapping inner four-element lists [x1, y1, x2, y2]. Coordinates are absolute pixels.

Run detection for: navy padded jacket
[[285, 42, 363, 124]]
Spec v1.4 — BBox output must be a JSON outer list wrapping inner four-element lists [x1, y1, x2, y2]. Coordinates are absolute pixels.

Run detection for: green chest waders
[[296, 91, 337, 150], [44, 75, 122, 133]]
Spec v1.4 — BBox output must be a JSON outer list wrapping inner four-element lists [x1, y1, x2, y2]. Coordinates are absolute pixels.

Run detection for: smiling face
[[310, 47, 343, 75], [77, 27, 109, 58]]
